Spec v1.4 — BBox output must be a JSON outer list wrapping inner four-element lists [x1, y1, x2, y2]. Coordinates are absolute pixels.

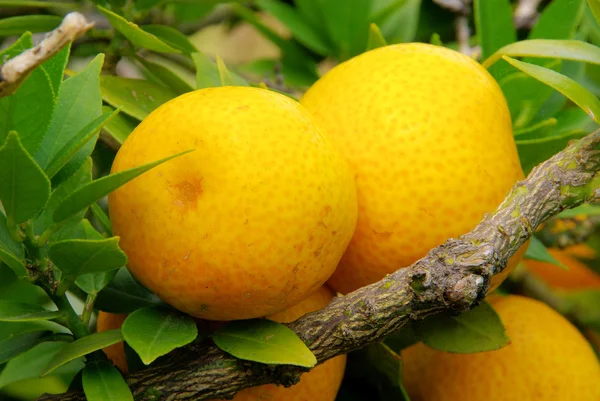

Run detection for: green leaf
[[414, 301, 510, 353], [40, 42, 70, 98], [0, 15, 61, 37], [43, 330, 123, 376], [517, 107, 596, 173], [0, 341, 83, 390], [122, 307, 197, 365], [0, 132, 51, 224], [557, 204, 600, 218], [35, 54, 104, 185], [367, 23, 388, 50], [76, 270, 117, 295], [373, 0, 421, 44], [100, 76, 177, 121], [0, 33, 56, 155], [192, 52, 249, 89], [137, 58, 194, 95], [362, 342, 402, 386], [213, 319, 317, 367], [0, 330, 52, 364], [589, 0, 600, 25], [0, 1, 77, 8], [48, 237, 127, 278], [529, 0, 584, 41], [473, 0, 516, 61], [514, 118, 558, 137], [384, 325, 419, 352], [256, 0, 331, 55], [53, 149, 192, 223], [82, 361, 133, 401], [0, 212, 26, 277], [524, 236, 568, 269], [140, 24, 197, 53], [100, 105, 138, 146], [45, 109, 120, 179], [503, 56, 600, 124], [483, 39, 600, 69], [318, 0, 372, 60], [90, 203, 113, 236], [95, 267, 163, 314], [0, 302, 62, 322], [36, 158, 92, 237], [98, 6, 179, 53], [216, 56, 237, 86]]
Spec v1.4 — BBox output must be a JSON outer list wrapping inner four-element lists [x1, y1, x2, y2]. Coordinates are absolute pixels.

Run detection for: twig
[[0, 12, 94, 97], [514, 0, 543, 30], [38, 130, 600, 400], [435, 0, 474, 56], [537, 214, 600, 249]]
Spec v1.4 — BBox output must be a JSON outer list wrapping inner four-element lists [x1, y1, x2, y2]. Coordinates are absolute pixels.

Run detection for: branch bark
[[39, 130, 600, 401]]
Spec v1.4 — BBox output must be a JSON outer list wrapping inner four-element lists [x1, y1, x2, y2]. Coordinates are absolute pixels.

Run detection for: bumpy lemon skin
[[402, 295, 600, 401], [214, 286, 346, 401], [108, 87, 358, 321], [300, 43, 526, 294]]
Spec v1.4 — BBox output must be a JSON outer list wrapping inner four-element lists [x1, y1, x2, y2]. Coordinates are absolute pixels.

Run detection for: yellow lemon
[[402, 295, 600, 400], [301, 43, 526, 294], [109, 87, 357, 320]]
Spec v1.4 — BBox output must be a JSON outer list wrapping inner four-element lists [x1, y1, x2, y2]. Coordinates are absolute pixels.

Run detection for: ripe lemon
[[96, 312, 128, 373], [402, 295, 600, 400], [525, 244, 600, 290], [301, 43, 527, 294], [109, 87, 357, 320], [214, 286, 346, 401]]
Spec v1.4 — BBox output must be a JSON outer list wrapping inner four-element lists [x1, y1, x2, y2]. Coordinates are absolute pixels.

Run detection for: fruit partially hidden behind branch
[[108, 86, 357, 321], [300, 43, 527, 294], [402, 295, 600, 400], [213, 286, 346, 401], [96, 312, 128, 373]]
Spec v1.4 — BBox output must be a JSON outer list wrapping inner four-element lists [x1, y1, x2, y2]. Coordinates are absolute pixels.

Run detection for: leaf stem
[[6, 215, 24, 243], [48, 291, 89, 339], [82, 293, 98, 328]]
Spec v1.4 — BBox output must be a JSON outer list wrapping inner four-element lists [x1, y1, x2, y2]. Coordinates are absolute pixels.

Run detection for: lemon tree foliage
[[0, 1, 599, 401]]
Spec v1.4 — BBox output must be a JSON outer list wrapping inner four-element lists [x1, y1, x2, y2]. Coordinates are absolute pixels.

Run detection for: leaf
[[0, 33, 56, 155], [35, 158, 92, 238], [367, 23, 388, 50], [413, 301, 510, 353], [53, 149, 192, 223], [48, 237, 127, 278], [140, 24, 197, 53], [34, 54, 104, 185], [562, 289, 600, 331], [192, 52, 249, 89], [100, 76, 177, 120], [557, 204, 600, 218], [473, 0, 516, 61], [524, 236, 568, 269], [100, 105, 138, 146], [90, 203, 112, 236], [45, 109, 120, 179], [43, 330, 123, 376], [213, 319, 317, 367], [318, 0, 372, 60], [374, 0, 421, 44], [82, 361, 133, 401], [0, 341, 83, 389], [40, 42, 70, 98], [384, 325, 419, 352], [503, 56, 600, 124], [98, 6, 179, 53], [0, 212, 26, 277], [483, 39, 600, 69], [95, 267, 163, 314], [216, 56, 237, 86], [122, 307, 197, 365], [256, 0, 331, 55], [0, 302, 62, 322], [0, 330, 52, 364], [528, 0, 584, 41], [589, 0, 600, 25], [0, 15, 61, 37], [0, 132, 51, 224], [76, 270, 117, 295], [362, 342, 402, 386], [137, 58, 194, 95]]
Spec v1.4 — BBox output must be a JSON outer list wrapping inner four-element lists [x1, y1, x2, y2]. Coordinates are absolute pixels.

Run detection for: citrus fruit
[[96, 312, 128, 373], [108, 86, 357, 320], [214, 286, 346, 401], [402, 295, 600, 400], [525, 244, 600, 290], [300, 43, 527, 294]]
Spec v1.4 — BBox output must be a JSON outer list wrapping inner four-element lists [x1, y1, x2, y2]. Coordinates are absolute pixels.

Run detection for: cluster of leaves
[[0, 0, 599, 400]]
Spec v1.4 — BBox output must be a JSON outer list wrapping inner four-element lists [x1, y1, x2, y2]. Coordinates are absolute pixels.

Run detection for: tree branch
[[39, 130, 600, 401]]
